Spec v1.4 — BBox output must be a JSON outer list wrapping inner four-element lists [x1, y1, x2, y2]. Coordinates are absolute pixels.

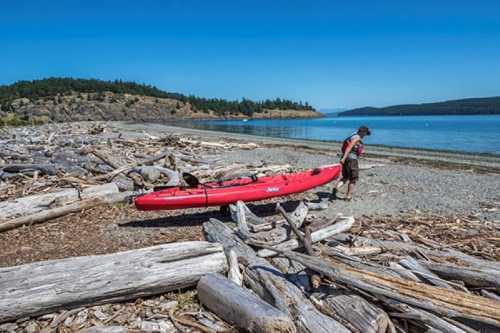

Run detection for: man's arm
[[340, 137, 360, 163]]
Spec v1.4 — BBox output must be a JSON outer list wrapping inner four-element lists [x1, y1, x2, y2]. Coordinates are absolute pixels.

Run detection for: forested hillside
[[339, 97, 500, 116], [0, 78, 314, 117]]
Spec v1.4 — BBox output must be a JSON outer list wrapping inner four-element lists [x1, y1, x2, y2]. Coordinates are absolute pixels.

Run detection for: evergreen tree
[[0, 78, 317, 116]]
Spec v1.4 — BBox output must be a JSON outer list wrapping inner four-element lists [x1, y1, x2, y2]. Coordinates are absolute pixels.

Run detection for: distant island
[[338, 96, 500, 117], [320, 108, 347, 117], [0, 78, 321, 126]]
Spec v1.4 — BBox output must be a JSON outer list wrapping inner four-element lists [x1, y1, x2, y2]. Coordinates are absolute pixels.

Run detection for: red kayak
[[134, 164, 340, 211]]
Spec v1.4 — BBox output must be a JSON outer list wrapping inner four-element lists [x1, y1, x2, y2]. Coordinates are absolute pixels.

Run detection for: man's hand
[[340, 158, 346, 164]]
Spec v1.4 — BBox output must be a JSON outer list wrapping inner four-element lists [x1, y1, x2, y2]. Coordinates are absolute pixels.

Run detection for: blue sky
[[1, 1, 500, 109]]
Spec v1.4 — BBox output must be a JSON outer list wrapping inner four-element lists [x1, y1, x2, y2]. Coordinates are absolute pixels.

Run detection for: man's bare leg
[[331, 179, 346, 200], [346, 182, 355, 201]]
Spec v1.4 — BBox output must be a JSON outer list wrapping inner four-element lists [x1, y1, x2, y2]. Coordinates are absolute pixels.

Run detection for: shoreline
[[166, 119, 500, 157], [116, 121, 500, 173]]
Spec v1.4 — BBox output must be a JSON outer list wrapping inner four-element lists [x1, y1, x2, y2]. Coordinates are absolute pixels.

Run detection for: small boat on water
[[134, 164, 340, 210]]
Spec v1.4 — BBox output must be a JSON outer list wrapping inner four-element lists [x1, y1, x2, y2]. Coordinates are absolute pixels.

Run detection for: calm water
[[178, 115, 500, 155]]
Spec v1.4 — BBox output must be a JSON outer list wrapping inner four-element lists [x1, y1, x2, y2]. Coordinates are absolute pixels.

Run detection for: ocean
[[176, 115, 500, 155]]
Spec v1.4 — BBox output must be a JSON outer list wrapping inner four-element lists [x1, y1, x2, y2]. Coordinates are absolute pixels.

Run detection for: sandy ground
[[1, 121, 499, 268]]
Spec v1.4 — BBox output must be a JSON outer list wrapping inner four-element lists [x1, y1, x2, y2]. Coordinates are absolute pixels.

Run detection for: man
[[331, 125, 371, 201]]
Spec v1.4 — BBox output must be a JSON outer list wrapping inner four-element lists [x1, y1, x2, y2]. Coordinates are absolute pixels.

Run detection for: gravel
[[119, 122, 499, 221], [222, 146, 500, 221]]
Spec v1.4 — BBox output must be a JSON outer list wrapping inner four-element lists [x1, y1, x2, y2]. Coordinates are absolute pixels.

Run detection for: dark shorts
[[341, 158, 359, 183]]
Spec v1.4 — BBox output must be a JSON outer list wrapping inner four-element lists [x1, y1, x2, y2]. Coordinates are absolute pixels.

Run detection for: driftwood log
[[233, 201, 289, 246], [311, 287, 394, 333], [197, 273, 296, 333], [1, 163, 58, 175], [329, 234, 500, 272], [230, 200, 266, 227], [203, 218, 349, 333], [269, 248, 500, 329], [277, 203, 314, 255], [420, 260, 500, 290], [398, 256, 460, 291], [0, 191, 136, 232], [230, 200, 309, 233], [0, 183, 119, 220], [258, 216, 355, 257], [384, 300, 473, 333], [227, 248, 243, 286], [0, 241, 227, 323]]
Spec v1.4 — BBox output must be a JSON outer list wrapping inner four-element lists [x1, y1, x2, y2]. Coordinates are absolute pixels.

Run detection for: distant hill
[[338, 97, 500, 117], [320, 108, 347, 117], [0, 78, 321, 126]]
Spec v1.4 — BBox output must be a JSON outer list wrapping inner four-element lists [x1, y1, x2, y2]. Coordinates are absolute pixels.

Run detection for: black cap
[[358, 125, 371, 135]]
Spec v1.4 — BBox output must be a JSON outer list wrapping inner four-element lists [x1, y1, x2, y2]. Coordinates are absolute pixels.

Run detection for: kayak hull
[[134, 164, 341, 211]]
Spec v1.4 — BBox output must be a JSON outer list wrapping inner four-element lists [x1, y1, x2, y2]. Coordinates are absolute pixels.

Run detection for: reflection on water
[[175, 115, 500, 155]]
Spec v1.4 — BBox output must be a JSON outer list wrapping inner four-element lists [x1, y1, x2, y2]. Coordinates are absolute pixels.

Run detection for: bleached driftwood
[[332, 245, 382, 256], [203, 218, 349, 333], [230, 200, 308, 227], [399, 256, 458, 291], [420, 260, 500, 290], [388, 262, 422, 282], [1, 163, 57, 175], [384, 300, 471, 333], [277, 203, 313, 255], [0, 183, 119, 220], [258, 216, 355, 257], [481, 290, 500, 301], [91, 150, 172, 182], [311, 287, 394, 333], [232, 201, 310, 246], [198, 273, 295, 333], [269, 248, 500, 329], [305, 199, 330, 211], [330, 234, 500, 272], [0, 191, 136, 232], [233, 201, 288, 246], [227, 248, 243, 286], [0, 241, 227, 323], [91, 149, 121, 169], [230, 200, 266, 226], [247, 201, 309, 233]]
